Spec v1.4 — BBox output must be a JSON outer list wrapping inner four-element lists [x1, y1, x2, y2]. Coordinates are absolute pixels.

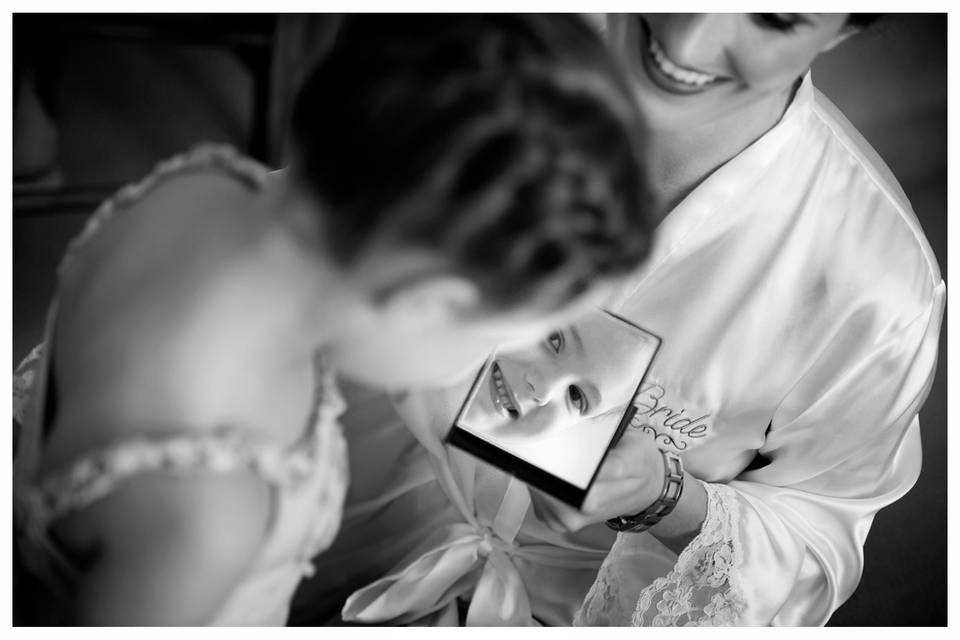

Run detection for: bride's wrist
[[605, 447, 683, 533], [639, 444, 668, 511], [647, 473, 709, 554]]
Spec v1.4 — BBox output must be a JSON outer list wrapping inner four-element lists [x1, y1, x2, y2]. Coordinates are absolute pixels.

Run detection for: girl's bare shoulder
[[45, 171, 289, 459]]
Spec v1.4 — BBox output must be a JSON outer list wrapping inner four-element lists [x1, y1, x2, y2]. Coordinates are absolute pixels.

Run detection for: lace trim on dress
[[631, 481, 746, 626], [17, 348, 342, 531], [30, 430, 301, 524]]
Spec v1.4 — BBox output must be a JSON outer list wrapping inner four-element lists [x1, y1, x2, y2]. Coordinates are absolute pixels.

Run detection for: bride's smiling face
[[467, 311, 654, 441], [606, 13, 851, 131]]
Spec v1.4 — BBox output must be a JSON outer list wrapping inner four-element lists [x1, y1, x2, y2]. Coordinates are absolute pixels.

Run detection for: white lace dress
[[12, 145, 350, 625]]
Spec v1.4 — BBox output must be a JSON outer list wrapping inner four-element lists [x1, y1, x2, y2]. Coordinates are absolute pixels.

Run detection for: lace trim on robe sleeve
[[631, 481, 746, 626]]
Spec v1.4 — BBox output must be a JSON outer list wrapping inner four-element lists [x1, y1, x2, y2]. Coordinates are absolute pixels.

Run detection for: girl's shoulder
[[56, 144, 273, 308], [45, 149, 296, 464], [60, 144, 269, 271]]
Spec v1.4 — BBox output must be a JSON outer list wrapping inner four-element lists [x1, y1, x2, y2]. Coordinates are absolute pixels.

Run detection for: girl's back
[[14, 15, 655, 625], [14, 146, 349, 625]]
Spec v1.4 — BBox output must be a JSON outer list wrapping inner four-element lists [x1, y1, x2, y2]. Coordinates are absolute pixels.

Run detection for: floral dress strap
[[24, 431, 278, 528], [21, 349, 342, 532], [58, 143, 270, 274]]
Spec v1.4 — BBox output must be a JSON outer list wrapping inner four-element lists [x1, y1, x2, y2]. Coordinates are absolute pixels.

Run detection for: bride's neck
[[638, 86, 794, 224]]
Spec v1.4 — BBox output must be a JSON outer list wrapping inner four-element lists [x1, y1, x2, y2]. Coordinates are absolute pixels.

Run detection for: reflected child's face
[[469, 311, 653, 440]]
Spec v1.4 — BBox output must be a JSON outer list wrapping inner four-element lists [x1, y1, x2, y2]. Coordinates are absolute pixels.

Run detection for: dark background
[[810, 14, 947, 625], [11, 13, 947, 625]]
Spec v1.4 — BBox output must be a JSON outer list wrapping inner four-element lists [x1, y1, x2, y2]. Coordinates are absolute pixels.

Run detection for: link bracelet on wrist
[[605, 448, 684, 533]]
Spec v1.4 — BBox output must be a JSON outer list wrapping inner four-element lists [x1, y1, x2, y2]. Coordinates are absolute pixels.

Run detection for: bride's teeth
[[648, 37, 716, 87]]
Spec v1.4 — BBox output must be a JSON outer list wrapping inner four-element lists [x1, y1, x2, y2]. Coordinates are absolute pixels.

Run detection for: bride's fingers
[[594, 452, 643, 482], [597, 430, 658, 480]]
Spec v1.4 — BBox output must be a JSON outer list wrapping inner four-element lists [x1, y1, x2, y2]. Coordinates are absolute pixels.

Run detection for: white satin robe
[[327, 72, 944, 627]]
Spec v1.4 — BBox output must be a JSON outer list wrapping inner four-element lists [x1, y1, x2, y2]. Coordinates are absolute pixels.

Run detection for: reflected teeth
[[648, 37, 718, 87], [492, 363, 519, 419]]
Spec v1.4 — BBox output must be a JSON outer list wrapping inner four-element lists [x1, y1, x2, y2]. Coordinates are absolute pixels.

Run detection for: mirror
[[447, 309, 660, 507]]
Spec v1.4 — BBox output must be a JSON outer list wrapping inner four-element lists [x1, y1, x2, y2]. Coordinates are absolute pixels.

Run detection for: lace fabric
[[28, 424, 311, 526], [574, 481, 746, 627], [632, 482, 745, 625]]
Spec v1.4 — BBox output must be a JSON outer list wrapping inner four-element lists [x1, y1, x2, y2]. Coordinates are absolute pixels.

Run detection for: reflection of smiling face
[[468, 311, 653, 441]]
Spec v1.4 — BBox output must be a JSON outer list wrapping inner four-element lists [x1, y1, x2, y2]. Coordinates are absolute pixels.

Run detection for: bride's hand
[[529, 427, 665, 533]]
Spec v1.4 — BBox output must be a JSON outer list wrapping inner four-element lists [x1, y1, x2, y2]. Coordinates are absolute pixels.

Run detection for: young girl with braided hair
[[12, 14, 654, 625]]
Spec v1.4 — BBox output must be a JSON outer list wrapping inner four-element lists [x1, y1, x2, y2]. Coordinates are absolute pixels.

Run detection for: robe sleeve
[[577, 282, 944, 626]]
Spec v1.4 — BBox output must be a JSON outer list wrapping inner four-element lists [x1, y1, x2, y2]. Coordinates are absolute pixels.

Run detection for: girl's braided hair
[[291, 14, 652, 311]]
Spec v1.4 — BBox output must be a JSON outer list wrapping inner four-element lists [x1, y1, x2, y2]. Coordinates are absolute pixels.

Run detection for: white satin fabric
[[335, 384, 618, 625], [336, 73, 944, 626]]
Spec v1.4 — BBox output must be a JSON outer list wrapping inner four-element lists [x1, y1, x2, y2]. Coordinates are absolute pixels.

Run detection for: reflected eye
[[546, 330, 565, 354], [753, 13, 803, 33], [568, 386, 588, 415]]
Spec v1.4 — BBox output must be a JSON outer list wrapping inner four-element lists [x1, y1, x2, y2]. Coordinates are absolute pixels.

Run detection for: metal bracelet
[[605, 448, 684, 533]]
